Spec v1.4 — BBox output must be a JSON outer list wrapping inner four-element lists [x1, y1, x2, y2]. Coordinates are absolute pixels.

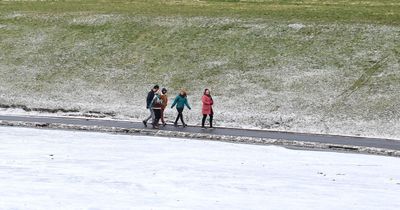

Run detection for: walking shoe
[[209, 126, 214, 129], [183, 124, 187, 127], [201, 126, 206, 130], [143, 120, 147, 127], [174, 122, 178, 127], [162, 123, 167, 127]]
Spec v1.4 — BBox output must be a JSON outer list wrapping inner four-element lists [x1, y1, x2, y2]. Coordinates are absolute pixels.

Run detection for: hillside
[[0, 0, 399, 138]]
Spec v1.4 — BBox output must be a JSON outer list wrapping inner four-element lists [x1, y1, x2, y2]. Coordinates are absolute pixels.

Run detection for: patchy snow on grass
[[3, 12, 25, 19], [1, 13, 400, 139], [69, 14, 122, 26], [0, 126, 399, 209], [288, 23, 306, 30]]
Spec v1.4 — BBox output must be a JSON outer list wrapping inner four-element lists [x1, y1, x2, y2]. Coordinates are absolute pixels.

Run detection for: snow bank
[[0, 126, 399, 209]]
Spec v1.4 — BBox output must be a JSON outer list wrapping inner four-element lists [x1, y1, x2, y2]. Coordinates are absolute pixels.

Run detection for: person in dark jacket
[[143, 85, 159, 127], [201, 89, 214, 129], [150, 90, 163, 129], [171, 90, 191, 127]]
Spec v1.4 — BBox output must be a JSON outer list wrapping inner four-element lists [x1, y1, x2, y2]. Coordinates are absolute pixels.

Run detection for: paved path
[[0, 114, 399, 151]]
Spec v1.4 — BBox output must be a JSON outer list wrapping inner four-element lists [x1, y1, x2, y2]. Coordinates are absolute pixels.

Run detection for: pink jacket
[[202, 95, 213, 115]]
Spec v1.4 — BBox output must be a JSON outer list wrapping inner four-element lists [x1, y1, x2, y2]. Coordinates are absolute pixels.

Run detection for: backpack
[[154, 96, 163, 106]]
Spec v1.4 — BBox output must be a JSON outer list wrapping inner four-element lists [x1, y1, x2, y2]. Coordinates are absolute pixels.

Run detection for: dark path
[[1, 114, 400, 151]]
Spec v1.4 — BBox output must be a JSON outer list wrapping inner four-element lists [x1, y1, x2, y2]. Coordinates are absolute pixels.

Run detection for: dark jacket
[[146, 90, 155, 109]]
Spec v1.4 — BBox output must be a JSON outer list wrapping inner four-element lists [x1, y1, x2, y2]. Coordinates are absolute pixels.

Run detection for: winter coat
[[171, 95, 191, 110], [150, 95, 163, 110], [202, 95, 213, 115], [146, 90, 155, 109], [160, 94, 168, 110]]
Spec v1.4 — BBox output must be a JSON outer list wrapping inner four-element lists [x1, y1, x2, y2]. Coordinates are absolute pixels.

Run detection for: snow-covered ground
[[0, 126, 399, 209]]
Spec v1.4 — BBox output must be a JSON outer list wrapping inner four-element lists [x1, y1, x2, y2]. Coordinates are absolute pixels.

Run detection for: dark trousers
[[153, 109, 161, 126], [161, 108, 166, 124], [202, 114, 213, 127], [174, 108, 185, 125]]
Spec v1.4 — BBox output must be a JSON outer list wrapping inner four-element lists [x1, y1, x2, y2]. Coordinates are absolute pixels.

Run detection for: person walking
[[171, 90, 191, 127], [160, 88, 168, 127], [150, 90, 163, 129], [201, 89, 214, 129], [143, 85, 159, 127]]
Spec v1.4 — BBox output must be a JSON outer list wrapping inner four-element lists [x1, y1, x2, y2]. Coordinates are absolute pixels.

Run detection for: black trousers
[[202, 114, 213, 127], [153, 109, 161, 126], [174, 108, 185, 125]]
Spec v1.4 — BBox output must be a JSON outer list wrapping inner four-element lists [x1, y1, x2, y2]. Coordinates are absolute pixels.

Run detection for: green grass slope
[[0, 0, 400, 137]]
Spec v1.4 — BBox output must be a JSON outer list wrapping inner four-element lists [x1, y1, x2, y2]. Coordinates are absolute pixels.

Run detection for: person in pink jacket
[[201, 89, 214, 129]]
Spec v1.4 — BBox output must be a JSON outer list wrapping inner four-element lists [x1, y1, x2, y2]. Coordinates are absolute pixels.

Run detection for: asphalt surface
[[1, 114, 400, 151]]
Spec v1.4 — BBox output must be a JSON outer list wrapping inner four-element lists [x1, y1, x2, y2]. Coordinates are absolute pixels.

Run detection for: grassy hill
[[1, 0, 400, 138]]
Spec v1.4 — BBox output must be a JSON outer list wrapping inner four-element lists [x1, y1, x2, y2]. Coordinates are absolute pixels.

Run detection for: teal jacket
[[171, 95, 191, 110]]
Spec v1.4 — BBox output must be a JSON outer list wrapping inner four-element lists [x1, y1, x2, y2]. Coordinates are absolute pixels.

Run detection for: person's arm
[[171, 97, 177, 108], [185, 98, 191, 110], [146, 92, 153, 108], [202, 95, 212, 105], [149, 95, 157, 108]]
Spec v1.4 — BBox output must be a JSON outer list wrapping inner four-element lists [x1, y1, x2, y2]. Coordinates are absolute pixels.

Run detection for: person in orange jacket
[[160, 88, 168, 127], [201, 89, 214, 129]]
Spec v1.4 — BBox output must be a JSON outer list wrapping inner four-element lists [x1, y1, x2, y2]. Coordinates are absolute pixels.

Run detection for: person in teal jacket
[[171, 90, 191, 127]]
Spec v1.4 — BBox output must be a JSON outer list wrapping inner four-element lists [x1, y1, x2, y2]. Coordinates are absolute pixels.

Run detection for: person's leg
[[158, 110, 161, 122], [177, 108, 185, 126], [143, 108, 153, 127], [150, 109, 155, 124], [209, 114, 214, 128], [151, 109, 156, 126], [180, 113, 185, 126], [160, 109, 165, 125], [174, 108, 180, 126], [202, 114, 207, 127], [153, 109, 161, 128], [180, 108, 186, 126], [143, 109, 149, 121]]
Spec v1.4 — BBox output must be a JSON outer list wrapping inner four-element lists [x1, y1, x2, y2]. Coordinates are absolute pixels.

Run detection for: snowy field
[[0, 126, 399, 210]]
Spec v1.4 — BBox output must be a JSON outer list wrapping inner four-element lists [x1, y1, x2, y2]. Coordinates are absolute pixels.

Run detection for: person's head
[[162, 88, 168, 95], [204, 89, 210, 95], [180, 89, 187, 97], [152, 85, 160, 92]]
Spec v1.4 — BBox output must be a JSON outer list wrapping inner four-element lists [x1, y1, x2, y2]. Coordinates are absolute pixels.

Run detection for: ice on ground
[[0, 126, 399, 210]]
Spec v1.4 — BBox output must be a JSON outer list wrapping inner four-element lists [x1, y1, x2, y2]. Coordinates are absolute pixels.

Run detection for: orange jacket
[[160, 94, 168, 110]]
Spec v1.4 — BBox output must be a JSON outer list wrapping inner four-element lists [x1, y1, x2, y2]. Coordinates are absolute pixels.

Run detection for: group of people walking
[[143, 85, 214, 129]]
